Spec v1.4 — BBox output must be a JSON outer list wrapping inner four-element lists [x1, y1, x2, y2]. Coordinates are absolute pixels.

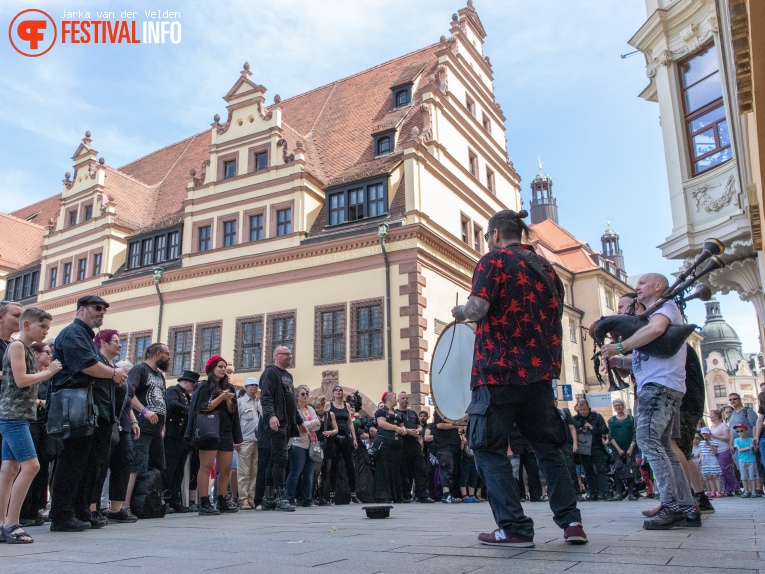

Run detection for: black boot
[[275, 488, 296, 512], [350, 492, 361, 504], [218, 495, 238, 513], [198, 496, 220, 516], [261, 487, 276, 511], [329, 491, 335, 506]]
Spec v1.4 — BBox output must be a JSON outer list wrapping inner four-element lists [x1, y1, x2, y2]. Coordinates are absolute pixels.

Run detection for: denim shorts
[[0, 419, 37, 462]]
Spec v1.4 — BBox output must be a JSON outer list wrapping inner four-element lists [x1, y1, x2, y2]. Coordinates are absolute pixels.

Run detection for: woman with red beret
[[187, 356, 242, 515], [373, 391, 406, 503]]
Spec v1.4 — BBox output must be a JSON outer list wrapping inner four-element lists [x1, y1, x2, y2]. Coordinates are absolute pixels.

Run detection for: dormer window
[[391, 83, 413, 109], [325, 176, 389, 227], [377, 136, 392, 156], [395, 89, 410, 108]]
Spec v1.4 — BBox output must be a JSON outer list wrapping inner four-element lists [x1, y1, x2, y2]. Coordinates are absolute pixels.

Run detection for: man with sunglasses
[[49, 295, 128, 532]]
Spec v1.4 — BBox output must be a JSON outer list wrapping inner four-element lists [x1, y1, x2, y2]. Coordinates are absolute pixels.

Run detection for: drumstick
[[438, 293, 460, 375]]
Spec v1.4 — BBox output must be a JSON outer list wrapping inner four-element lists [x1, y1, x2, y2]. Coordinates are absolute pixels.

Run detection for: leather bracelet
[[131, 421, 139, 426], [111, 367, 117, 380]]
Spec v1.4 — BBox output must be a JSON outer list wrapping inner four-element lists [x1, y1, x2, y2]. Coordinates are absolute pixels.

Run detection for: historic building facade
[[629, 0, 765, 349], [2, 4, 638, 415], [700, 298, 763, 413], [2, 4, 524, 411]]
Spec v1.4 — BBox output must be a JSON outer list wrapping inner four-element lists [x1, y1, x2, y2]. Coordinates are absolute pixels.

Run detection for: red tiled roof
[[12, 42, 445, 236], [0, 213, 45, 269], [10, 193, 61, 228], [530, 219, 600, 273]]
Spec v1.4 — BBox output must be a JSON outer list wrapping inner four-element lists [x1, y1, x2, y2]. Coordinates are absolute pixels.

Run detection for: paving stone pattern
[[2, 497, 765, 574]]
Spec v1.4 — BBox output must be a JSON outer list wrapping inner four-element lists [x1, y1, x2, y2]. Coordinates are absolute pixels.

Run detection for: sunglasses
[[89, 305, 108, 312], [298, 392, 308, 396], [483, 230, 493, 242]]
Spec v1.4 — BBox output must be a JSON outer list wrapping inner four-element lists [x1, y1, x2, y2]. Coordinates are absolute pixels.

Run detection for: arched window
[[377, 136, 392, 156]]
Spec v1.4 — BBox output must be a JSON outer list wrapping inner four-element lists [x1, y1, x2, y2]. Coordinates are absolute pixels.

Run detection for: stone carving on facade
[[320, 370, 339, 399], [434, 64, 448, 94], [708, 16, 719, 34], [88, 157, 105, 179], [276, 138, 294, 164], [690, 174, 738, 212], [419, 103, 433, 141], [98, 193, 116, 215], [257, 98, 273, 121], [680, 23, 701, 52], [46, 217, 57, 233], [62, 172, 74, 190], [645, 50, 673, 78], [190, 159, 210, 187]]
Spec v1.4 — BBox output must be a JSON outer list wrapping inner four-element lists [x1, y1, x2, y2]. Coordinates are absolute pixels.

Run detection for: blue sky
[[0, 0, 759, 351]]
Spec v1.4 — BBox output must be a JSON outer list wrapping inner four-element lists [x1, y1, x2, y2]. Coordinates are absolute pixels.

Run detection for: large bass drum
[[430, 321, 475, 425]]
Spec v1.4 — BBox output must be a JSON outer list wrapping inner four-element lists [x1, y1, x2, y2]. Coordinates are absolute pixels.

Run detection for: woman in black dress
[[328, 385, 360, 503], [373, 391, 406, 503], [312, 397, 336, 505], [188, 356, 242, 515]]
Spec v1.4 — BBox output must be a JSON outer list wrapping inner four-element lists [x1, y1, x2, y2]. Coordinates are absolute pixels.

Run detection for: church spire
[[529, 157, 558, 225], [601, 219, 625, 272]]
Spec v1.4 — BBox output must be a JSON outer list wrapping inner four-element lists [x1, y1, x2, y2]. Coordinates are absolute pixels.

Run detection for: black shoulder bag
[[46, 379, 97, 441]]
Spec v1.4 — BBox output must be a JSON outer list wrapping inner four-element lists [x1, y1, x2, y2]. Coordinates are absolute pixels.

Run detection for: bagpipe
[[586, 238, 724, 391]]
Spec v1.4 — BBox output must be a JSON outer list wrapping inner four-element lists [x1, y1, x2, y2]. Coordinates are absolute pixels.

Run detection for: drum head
[[430, 322, 474, 425]]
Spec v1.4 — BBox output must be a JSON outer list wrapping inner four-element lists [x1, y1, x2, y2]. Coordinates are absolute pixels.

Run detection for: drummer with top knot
[[600, 274, 696, 530], [451, 209, 586, 548]]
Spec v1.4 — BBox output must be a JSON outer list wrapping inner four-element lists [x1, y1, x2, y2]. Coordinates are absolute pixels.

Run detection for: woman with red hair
[[373, 391, 406, 503], [186, 356, 242, 515]]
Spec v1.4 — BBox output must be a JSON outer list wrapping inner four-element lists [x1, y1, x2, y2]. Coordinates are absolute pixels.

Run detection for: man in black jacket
[[572, 398, 610, 501], [259, 346, 298, 511], [163, 371, 198, 512], [49, 295, 128, 532], [396, 392, 434, 503]]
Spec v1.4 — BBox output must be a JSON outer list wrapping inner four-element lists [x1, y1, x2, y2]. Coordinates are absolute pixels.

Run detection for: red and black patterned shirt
[[469, 244, 564, 388]]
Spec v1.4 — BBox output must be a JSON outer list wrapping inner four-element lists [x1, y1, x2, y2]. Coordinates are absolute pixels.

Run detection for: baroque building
[[700, 298, 763, 413], [629, 0, 765, 349]]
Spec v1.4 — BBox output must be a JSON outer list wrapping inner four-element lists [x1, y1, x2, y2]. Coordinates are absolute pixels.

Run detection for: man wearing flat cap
[[163, 370, 199, 512], [49, 295, 128, 532], [236, 377, 260, 509]]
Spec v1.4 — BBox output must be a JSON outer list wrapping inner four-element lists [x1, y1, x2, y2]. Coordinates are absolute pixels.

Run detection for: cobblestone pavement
[[2, 497, 764, 574]]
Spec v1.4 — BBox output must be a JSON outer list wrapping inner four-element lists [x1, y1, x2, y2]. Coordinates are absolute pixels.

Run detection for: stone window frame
[[482, 112, 491, 133], [265, 310, 297, 368], [218, 151, 238, 181], [460, 213, 472, 245], [270, 201, 294, 237], [118, 334, 128, 362], [350, 297, 385, 363], [472, 222, 483, 253], [216, 213, 240, 249], [61, 257, 74, 285], [244, 207, 266, 242], [129, 330, 153, 365], [234, 314, 264, 373], [47, 264, 58, 289], [192, 218, 214, 253], [572, 355, 581, 383], [92, 251, 103, 277], [468, 149, 478, 178], [168, 324, 194, 377], [486, 166, 495, 194], [66, 207, 78, 228], [194, 320, 223, 373], [81, 202, 94, 222], [247, 144, 270, 173], [314, 303, 347, 366]]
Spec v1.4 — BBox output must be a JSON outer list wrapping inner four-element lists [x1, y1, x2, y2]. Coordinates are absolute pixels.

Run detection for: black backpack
[[130, 468, 167, 519]]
